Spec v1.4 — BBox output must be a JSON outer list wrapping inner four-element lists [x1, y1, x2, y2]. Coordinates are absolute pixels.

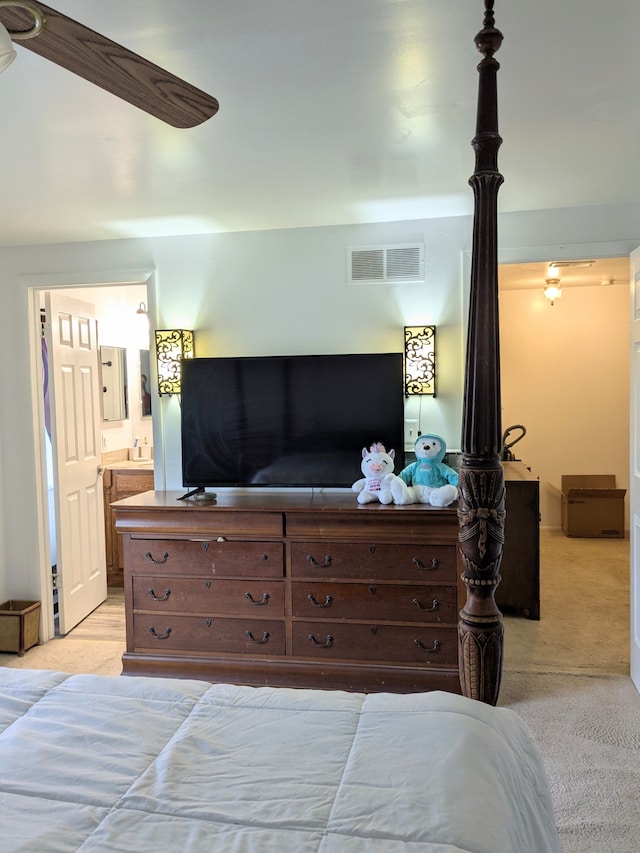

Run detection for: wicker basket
[[0, 600, 41, 656]]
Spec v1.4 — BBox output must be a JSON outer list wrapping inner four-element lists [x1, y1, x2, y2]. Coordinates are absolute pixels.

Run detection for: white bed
[[0, 667, 561, 852]]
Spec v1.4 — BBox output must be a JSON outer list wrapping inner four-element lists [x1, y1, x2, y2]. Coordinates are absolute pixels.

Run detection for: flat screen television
[[180, 352, 405, 492]]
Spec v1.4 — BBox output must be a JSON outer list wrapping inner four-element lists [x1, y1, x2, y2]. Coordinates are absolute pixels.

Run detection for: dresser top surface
[[112, 489, 458, 517]]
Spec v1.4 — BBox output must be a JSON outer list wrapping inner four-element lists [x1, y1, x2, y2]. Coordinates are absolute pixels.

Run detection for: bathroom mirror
[[100, 346, 128, 422], [140, 349, 152, 417]]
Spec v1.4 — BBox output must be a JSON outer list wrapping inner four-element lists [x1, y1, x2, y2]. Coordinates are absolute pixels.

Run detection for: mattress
[[0, 667, 561, 852]]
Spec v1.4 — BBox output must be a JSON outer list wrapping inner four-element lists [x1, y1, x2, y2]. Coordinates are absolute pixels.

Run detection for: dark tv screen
[[180, 353, 405, 489]]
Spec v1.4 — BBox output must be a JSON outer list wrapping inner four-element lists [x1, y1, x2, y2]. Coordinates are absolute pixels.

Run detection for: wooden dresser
[[114, 491, 463, 694], [498, 461, 540, 620], [103, 464, 154, 586]]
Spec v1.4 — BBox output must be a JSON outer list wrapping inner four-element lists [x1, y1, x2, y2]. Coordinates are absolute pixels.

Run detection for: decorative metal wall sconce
[[404, 325, 436, 397], [155, 329, 195, 395]]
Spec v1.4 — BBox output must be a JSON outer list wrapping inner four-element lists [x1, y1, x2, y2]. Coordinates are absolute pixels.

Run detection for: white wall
[[150, 221, 470, 487], [1, 201, 639, 602], [500, 281, 630, 528]]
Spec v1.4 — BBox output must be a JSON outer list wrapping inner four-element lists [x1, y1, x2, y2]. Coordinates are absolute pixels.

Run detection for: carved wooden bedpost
[[458, 0, 505, 705]]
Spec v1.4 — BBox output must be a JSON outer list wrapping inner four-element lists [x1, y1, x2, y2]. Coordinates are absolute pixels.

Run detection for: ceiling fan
[[0, 0, 219, 127]]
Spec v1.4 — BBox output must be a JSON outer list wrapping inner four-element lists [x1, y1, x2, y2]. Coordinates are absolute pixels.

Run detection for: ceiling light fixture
[[0, 21, 15, 70], [546, 264, 560, 280], [543, 263, 563, 306], [0, 0, 44, 72], [543, 279, 562, 306]]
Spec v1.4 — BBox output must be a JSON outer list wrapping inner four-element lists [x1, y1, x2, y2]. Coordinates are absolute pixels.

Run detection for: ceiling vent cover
[[348, 243, 424, 284]]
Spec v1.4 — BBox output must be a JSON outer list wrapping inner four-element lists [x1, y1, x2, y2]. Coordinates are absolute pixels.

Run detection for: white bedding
[[0, 667, 561, 852]]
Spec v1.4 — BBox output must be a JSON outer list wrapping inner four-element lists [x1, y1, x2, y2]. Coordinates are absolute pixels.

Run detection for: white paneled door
[[630, 247, 640, 692], [45, 292, 107, 634]]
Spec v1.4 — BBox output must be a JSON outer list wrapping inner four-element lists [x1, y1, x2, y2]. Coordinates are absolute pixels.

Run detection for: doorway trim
[[26, 268, 156, 641]]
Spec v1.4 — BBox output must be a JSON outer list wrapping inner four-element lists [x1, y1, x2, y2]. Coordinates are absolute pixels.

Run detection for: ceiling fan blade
[[0, 2, 219, 127]]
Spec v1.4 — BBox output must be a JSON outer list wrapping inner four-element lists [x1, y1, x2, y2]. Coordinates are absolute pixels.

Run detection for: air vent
[[348, 244, 424, 284]]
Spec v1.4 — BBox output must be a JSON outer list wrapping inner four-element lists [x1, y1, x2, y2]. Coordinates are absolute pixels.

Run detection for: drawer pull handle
[[145, 551, 169, 565], [414, 638, 441, 653], [245, 630, 270, 645], [307, 593, 333, 608], [412, 557, 440, 571], [306, 554, 332, 569], [202, 542, 210, 552], [147, 588, 171, 602], [308, 633, 333, 648], [245, 592, 270, 606], [205, 580, 212, 589], [206, 618, 212, 627], [412, 597, 439, 612], [148, 626, 172, 640]]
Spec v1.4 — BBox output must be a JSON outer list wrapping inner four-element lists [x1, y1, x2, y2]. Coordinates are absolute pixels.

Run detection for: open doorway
[[30, 271, 154, 642], [497, 255, 630, 529]]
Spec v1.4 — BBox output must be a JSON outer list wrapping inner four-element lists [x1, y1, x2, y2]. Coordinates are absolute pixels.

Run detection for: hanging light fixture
[[0, 1, 44, 72], [543, 264, 562, 305], [403, 325, 436, 397], [543, 279, 562, 305], [0, 21, 15, 70], [155, 329, 195, 395]]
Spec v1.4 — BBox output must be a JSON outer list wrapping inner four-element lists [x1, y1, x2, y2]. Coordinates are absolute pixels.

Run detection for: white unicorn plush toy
[[352, 442, 396, 504]]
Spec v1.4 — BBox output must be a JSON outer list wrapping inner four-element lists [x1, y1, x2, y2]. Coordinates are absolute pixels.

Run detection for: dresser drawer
[[125, 539, 284, 578], [133, 614, 285, 655], [291, 582, 457, 623], [291, 621, 457, 665], [133, 577, 285, 616], [290, 542, 457, 581], [110, 470, 154, 499]]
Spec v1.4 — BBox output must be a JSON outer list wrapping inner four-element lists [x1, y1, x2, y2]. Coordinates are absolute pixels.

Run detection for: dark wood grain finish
[[291, 582, 457, 623], [133, 614, 286, 656], [291, 622, 457, 666], [457, 0, 506, 705], [120, 653, 463, 694], [0, 3, 219, 127], [115, 491, 462, 694], [103, 467, 154, 586], [290, 542, 456, 581], [125, 538, 284, 578], [133, 576, 285, 615], [498, 462, 540, 619]]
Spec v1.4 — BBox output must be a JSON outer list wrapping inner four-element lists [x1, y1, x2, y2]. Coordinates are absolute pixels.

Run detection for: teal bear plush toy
[[386, 433, 458, 507]]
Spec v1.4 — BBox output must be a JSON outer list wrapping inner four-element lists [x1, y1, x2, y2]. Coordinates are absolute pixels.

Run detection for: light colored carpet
[[503, 528, 629, 676], [501, 671, 640, 853], [0, 529, 637, 851], [499, 528, 637, 853]]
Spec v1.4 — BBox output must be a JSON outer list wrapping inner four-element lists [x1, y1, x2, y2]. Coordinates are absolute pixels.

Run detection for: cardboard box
[[0, 600, 41, 655], [561, 475, 626, 538]]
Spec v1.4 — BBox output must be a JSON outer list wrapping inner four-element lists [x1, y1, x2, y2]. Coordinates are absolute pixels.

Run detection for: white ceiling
[[0, 0, 638, 250]]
